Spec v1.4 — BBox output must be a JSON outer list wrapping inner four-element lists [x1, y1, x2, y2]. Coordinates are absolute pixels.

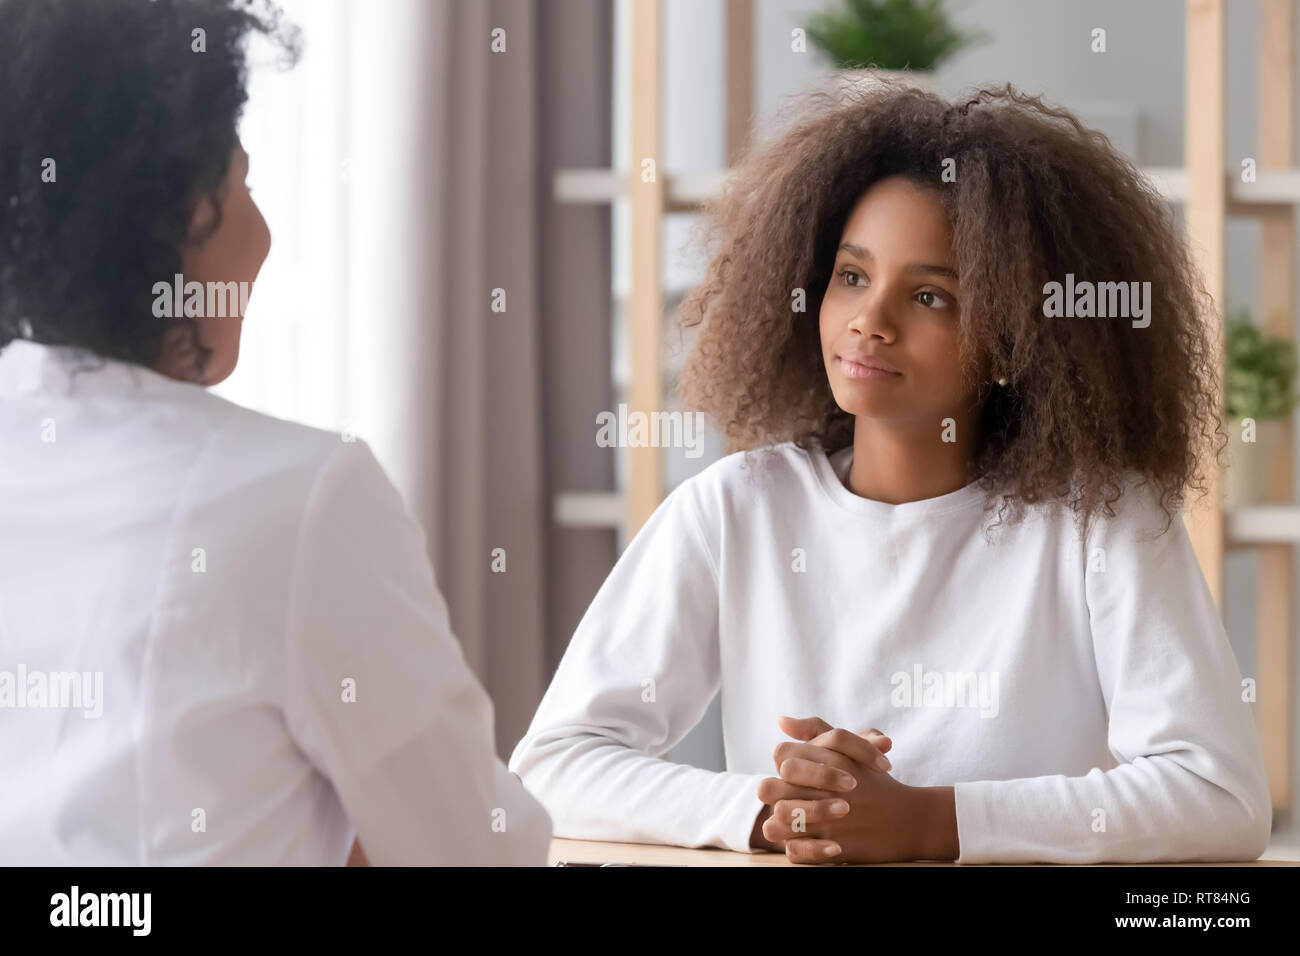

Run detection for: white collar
[[0, 339, 189, 399]]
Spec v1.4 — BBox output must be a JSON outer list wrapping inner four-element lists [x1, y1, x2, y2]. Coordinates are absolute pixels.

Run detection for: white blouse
[[510, 441, 1271, 863], [0, 340, 550, 865]]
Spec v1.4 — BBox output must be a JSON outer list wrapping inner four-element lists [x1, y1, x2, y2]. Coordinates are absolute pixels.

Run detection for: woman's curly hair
[[677, 80, 1224, 531], [0, 0, 299, 374]]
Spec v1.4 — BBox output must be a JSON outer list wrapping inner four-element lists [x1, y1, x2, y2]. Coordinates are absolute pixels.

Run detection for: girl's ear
[[186, 192, 221, 245]]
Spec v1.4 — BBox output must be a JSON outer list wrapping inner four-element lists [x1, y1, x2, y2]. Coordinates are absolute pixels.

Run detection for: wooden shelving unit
[[1183, 0, 1296, 816], [626, 0, 666, 536], [1249, 0, 1295, 815], [553, 0, 1295, 815]]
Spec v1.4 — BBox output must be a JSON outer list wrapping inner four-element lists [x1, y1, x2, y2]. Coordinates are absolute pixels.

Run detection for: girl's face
[[820, 176, 979, 430], [155, 142, 271, 386]]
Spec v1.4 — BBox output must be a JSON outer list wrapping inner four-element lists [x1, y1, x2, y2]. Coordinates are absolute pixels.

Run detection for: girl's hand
[[776, 715, 893, 773], [752, 715, 894, 855], [766, 754, 920, 863], [761, 715, 932, 863]]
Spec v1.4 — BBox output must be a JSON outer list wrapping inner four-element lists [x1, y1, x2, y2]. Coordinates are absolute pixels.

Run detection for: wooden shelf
[[559, 502, 1300, 538], [554, 491, 623, 529], [552, 168, 623, 203], [1228, 505, 1300, 545], [554, 168, 723, 211], [559, 164, 1300, 216]]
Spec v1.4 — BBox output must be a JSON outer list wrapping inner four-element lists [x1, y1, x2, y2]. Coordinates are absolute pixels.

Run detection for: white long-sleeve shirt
[[509, 441, 1272, 863], [0, 339, 550, 865]]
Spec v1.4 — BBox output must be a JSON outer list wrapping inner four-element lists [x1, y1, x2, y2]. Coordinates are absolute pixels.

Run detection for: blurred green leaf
[[803, 0, 987, 72], [1225, 308, 1299, 421]]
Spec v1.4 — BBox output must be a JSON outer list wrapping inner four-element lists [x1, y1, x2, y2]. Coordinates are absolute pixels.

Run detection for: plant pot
[[833, 67, 936, 101], [1226, 417, 1286, 509]]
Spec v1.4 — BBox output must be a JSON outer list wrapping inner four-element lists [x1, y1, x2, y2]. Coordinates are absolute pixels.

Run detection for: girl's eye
[[838, 268, 866, 287], [917, 289, 951, 309]]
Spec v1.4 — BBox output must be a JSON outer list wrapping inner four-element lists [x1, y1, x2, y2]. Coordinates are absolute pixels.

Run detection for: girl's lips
[[839, 356, 902, 380]]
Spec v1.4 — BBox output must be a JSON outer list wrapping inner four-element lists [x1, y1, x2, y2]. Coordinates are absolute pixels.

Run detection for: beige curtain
[[343, 0, 614, 754]]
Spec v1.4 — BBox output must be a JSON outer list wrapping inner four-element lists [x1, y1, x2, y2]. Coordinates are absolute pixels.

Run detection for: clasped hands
[[754, 715, 956, 864]]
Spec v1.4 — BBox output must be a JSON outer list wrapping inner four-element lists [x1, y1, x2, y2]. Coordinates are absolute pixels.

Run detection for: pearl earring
[[996, 376, 1008, 387]]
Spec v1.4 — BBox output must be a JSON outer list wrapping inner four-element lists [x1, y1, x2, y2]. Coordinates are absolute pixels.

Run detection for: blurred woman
[[0, 0, 549, 865]]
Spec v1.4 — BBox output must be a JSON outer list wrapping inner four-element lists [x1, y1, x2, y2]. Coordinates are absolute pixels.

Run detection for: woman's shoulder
[[1044, 467, 1187, 548], [191, 391, 394, 514], [672, 440, 823, 514], [183, 387, 345, 462], [681, 440, 815, 487], [206, 391, 345, 455]]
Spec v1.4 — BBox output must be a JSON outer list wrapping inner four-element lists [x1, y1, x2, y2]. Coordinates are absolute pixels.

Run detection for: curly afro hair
[[0, 0, 299, 374], [676, 80, 1224, 532]]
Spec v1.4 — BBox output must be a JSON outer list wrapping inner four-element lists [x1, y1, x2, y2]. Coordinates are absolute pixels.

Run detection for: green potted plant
[[1224, 309, 1299, 507], [803, 0, 987, 94]]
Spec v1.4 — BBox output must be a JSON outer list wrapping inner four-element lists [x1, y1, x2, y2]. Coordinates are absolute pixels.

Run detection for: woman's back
[[0, 340, 549, 864]]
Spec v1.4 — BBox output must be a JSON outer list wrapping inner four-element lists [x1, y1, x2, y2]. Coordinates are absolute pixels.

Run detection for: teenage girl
[[509, 83, 1271, 864]]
